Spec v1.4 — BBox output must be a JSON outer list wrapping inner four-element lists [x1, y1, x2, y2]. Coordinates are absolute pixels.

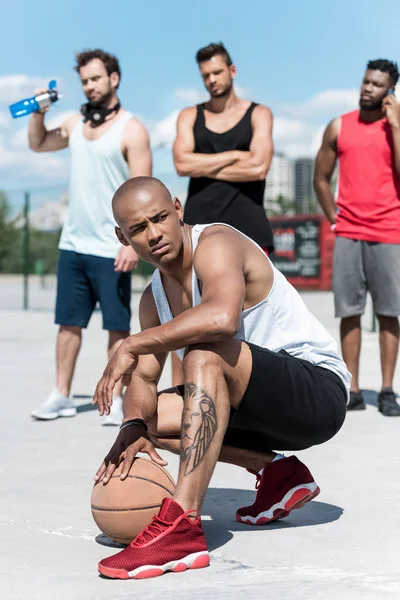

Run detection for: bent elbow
[[175, 165, 187, 177], [258, 165, 269, 180], [313, 175, 325, 192], [213, 311, 239, 339], [174, 163, 188, 177], [174, 157, 191, 177]]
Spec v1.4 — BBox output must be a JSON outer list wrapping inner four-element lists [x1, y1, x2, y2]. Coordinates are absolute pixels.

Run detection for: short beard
[[359, 98, 383, 111], [209, 83, 232, 99], [87, 88, 114, 108]]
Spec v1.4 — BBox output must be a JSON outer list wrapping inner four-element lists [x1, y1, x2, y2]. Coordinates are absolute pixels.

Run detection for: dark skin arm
[[382, 94, 400, 176], [313, 117, 341, 224], [93, 227, 246, 415], [94, 285, 169, 484]]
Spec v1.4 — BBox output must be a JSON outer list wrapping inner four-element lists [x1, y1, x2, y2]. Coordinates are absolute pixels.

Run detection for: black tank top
[[184, 102, 274, 251]]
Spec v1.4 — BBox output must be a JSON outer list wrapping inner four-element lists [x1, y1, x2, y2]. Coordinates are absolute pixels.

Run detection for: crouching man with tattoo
[[93, 176, 351, 580]]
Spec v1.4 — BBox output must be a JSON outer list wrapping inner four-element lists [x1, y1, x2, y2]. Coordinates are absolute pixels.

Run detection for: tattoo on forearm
[[180, 383, 218, 476]]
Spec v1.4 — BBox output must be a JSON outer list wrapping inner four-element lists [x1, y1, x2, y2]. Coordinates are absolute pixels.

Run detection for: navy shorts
[[55, 250, 131, 331]]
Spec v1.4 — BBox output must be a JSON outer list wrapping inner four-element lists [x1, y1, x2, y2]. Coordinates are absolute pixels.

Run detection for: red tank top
[[335, 110, 400, 243]]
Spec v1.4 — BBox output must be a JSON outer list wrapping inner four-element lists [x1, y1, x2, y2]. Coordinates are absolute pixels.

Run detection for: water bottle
[[9, 80, 59, 119]]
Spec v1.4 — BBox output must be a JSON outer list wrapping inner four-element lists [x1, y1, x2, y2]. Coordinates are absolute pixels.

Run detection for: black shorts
[[178, 343, 347, 452], [225, 343, 347, 452], [55, 250, 131, 331]]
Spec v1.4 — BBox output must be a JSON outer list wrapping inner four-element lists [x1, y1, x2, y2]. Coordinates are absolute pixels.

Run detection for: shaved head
[[112, 176, 185, 267], [112, 176, 173, 225]]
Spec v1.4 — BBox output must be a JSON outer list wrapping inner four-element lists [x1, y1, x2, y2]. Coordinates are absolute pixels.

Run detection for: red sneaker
[[98, 498, 210, 580], [236, 456, 320, 525]]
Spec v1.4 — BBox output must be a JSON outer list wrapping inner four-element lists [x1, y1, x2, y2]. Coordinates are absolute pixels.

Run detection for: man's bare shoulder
[[253, 103, 273, 116], [140, 283, 156, 307], [194, 225, 244, 259], [124, 115, 150, 136], [139, 283, 159, 327], [252, 103, 273, 122], [327, 117, 341, 136], [177, 106, 197, 123]]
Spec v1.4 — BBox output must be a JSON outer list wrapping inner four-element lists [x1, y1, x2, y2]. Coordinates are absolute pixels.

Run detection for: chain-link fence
[[0, 184, 155, 311]]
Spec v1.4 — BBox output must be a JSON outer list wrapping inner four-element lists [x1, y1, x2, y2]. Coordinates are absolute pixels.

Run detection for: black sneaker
[[378, 388, 400, 417], [347, 391, 366, 411]]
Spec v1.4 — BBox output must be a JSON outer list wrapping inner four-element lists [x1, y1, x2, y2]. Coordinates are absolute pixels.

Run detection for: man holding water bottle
[[28, 49, 152, 425], [314, 59, 400, 417]]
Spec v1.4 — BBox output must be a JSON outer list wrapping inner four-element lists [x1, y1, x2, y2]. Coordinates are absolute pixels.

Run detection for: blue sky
[[1, 0, 400, 207]]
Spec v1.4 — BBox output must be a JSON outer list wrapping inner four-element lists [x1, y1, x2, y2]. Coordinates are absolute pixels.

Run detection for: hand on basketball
[[94, 424, 168, 485], [93, 341, 138, 416], [114, 245, 139, 272], [382, 94, 400, 129]]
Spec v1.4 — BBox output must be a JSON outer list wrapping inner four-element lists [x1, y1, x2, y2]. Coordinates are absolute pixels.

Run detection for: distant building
[[294, 158, 318, 214], [264, 153, 294, 212]]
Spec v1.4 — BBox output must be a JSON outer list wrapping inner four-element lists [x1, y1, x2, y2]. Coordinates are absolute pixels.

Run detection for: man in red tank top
[[314, 59, 400, 417]]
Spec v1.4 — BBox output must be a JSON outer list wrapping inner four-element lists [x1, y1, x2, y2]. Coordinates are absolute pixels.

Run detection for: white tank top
[[59, 112, 132, 258], [151, 223, 351, 393]]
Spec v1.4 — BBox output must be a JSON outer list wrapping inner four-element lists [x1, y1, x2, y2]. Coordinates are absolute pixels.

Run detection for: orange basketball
[[91, 457, 176, 544]]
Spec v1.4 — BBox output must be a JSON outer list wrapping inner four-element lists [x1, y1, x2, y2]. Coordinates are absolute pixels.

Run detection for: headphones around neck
[[80, 101, 121, 126]]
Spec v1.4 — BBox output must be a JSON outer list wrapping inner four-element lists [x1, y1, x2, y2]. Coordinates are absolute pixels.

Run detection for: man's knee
[[340, 315, 361, 331], [59, 325, 82, 336], [183, 340, 236, 373]]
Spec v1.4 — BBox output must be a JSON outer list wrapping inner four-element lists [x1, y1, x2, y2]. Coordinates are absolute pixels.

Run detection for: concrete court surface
[[0, 283, 400, 600]]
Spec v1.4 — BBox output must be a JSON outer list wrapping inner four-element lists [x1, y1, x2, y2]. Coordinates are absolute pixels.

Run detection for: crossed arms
[[173, 104, 273, 182]]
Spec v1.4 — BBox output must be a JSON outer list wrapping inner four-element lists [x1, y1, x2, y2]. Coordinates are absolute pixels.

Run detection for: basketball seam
[[146, 460, 176, 488], [107, 475, 174, 496], [130, 457, 176, 488]]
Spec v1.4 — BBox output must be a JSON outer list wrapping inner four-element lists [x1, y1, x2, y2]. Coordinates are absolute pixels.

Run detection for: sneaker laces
[[246, 469, 262, 489], [380, 389, 397, 402], [132, 516, 170, 546], [131, 508, 200, 547]]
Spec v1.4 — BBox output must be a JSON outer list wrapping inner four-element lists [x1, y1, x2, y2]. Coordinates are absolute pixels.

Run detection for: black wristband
[[119, 418, 148, 432]]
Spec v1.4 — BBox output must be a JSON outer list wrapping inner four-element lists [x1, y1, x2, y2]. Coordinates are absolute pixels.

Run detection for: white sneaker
[[31, 389, 77, 420], [101, 395, 123, 426]]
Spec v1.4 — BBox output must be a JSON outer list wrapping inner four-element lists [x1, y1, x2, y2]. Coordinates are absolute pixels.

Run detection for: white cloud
[[280, 88, 359, 119], [0, 111, 10, 129], [0, 74, 55, 105], [273, 117, 309, 140], [150, 109, 180, 149], [175, 88, 208, 103], [8, 110, 77, 151], [271, 116, 321, 158], [0, 109, 75, 182]]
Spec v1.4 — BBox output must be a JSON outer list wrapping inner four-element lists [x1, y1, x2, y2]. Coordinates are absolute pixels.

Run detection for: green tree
[[268, 194, 296, 216], [0, 191, 20, 273]]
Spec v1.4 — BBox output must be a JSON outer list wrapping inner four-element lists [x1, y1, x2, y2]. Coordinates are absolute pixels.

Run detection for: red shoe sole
[[236, 485, 321, 525], [98, 551, 210, 580]]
